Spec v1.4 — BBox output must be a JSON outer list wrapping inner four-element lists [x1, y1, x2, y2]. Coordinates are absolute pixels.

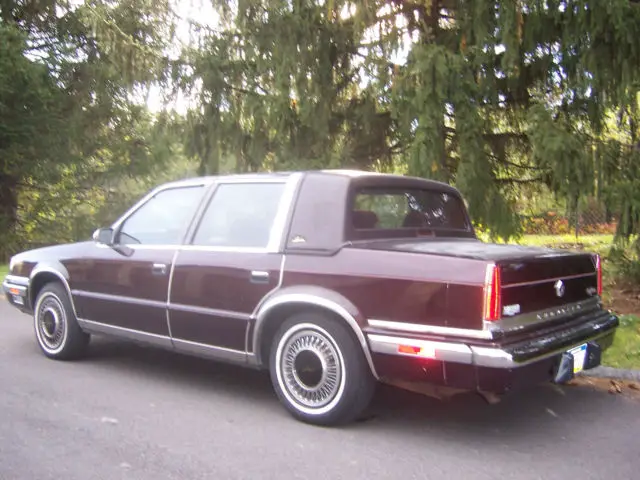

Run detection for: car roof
[[161, 169, 455, 192]]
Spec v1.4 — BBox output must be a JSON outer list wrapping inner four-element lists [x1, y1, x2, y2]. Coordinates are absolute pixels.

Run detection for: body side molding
[[77, 318, 173, 348]]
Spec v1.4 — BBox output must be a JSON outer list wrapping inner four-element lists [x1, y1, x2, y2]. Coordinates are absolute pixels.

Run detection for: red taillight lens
[[594, 254, 603, 296], [483, 263, 502, 321]]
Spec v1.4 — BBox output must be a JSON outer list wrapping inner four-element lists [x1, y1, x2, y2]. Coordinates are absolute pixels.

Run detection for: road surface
[[1, 299, 638, 480]]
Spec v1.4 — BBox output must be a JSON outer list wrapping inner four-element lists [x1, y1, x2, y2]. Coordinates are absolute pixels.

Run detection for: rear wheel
[[33, 282, 90, 360], [269, 312, 376, 426]]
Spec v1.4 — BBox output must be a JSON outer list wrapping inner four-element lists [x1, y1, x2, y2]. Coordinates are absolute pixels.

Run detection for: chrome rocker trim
[[76, 319, 250, 366]]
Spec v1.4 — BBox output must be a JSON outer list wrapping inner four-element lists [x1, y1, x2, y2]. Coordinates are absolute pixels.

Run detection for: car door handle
[[250, 270, 269, 284], [152, 263, 168, 276]]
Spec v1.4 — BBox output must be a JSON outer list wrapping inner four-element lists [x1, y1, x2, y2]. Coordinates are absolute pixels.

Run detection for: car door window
[[117, 186, 205, 245], [192, 182, 286, 248]]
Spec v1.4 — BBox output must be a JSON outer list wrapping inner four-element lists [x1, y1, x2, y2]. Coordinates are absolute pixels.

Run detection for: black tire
[[33, 282, 90, 360], [269, 311, 376, 426]]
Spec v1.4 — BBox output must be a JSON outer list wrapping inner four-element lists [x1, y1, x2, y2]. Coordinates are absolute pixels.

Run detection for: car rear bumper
[[366, 310, 619, 393], [2, 275, 30, 311]]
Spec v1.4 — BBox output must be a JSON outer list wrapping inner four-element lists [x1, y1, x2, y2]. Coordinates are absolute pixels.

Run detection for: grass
[[0, 264, 7, 279], [517, 234, 614, 255], [477, 232, 615, 259], [602, 315, 640, 370]]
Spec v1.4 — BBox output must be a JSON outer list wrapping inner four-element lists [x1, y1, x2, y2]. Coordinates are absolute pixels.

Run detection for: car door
[[168, 178, 296, 358], [71, 184, 207, 337]]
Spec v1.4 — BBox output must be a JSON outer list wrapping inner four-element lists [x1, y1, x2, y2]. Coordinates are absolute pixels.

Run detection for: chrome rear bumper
[[367, 311, 618, 369]]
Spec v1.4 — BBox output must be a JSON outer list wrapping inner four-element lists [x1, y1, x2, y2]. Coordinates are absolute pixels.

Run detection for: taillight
[[483, 263, 502, 321], [594, 254, 603, 296], [397, 343, 436, 359]]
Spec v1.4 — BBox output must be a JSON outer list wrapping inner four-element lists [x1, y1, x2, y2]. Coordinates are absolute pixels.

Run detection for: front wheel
[[269, 312, 376, 426], [33, 282, 90, 360]]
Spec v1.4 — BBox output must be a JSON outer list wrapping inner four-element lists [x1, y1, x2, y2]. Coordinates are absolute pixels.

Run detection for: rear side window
[[351, 187, 469, 231], [191, 182, 286, 248]]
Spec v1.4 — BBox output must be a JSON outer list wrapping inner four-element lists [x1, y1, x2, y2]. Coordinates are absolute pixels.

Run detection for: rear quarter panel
[[282, 248, 487, 329]]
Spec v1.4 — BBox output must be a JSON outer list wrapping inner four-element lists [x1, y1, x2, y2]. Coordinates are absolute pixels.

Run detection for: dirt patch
[[568, 376, 640, 401], [604, 283, 640, 316]]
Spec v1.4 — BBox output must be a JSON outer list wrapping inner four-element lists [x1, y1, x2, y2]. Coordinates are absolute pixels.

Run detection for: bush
[[608, 242, 640, 285]]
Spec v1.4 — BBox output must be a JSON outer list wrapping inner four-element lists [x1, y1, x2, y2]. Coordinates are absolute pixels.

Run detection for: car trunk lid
[[349, 237, 601, 321]]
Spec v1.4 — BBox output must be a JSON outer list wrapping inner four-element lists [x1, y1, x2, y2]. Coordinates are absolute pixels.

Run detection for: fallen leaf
[[628, 382, 640, 391]]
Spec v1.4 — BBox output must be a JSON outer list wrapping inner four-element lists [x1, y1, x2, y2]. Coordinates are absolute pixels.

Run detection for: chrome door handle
[[250, 270, 269, 284], [152, 263, 167, 276]]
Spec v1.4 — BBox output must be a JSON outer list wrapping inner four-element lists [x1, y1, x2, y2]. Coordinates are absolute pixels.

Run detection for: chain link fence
[[519, 196, 617, 239]]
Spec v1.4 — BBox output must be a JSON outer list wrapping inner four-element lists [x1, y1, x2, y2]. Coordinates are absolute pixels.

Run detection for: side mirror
[[93, 227, 114, 245]]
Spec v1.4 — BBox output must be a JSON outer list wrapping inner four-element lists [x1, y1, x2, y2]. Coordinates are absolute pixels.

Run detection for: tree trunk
[[0, 173, 18, 262]]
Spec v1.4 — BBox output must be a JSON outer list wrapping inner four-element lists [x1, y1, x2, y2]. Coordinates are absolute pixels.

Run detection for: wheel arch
[[251, 287, 379, 379], [29, 263, 77, 317]]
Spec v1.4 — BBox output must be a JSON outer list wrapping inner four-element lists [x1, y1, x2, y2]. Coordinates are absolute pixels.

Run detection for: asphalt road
[[1, 299, 638, 480]]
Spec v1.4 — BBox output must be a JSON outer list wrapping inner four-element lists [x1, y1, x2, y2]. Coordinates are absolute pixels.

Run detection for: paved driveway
[[1, 299, 638, 480]]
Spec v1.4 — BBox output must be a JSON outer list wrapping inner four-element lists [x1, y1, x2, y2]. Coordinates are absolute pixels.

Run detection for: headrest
[[402, 209, 427, 228], [352, 210, 379, 229]]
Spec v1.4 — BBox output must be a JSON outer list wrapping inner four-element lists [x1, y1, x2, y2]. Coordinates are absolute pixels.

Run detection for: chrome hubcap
[[280, 329, 342, 409], [36, 296, 66, 351]]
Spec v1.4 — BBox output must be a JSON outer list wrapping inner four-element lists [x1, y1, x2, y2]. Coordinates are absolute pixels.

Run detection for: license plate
[[569, 343, 587, 373], [12, 294, 24, 306]]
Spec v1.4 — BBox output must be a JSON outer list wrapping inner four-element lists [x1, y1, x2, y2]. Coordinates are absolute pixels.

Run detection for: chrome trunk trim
[[486, 297, 602, 334], [502, 271, 596, 289]]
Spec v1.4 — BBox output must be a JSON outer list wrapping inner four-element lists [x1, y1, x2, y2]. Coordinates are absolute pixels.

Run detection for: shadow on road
[[77, 335, 634, 442]]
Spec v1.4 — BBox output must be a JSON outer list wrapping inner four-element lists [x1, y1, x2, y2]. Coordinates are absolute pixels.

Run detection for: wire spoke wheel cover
[[275, 323, 346, 415], [34, 292, 68, 354]]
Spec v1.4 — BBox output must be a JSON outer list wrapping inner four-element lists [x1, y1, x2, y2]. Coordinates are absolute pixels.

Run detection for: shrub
[[608, 243, 640, 285]]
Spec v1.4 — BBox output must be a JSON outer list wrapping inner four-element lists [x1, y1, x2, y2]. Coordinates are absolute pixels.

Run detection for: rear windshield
[[349, 187, 470, 236]]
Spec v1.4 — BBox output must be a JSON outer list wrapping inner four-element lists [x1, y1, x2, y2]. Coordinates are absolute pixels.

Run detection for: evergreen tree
[[0, 0, 178, 257], [183, 0, 640, 240]]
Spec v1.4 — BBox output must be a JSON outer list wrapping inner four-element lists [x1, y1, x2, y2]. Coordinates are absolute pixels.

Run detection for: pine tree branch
[[491, 156, 544, 171], [495, 176, 546, 185]]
